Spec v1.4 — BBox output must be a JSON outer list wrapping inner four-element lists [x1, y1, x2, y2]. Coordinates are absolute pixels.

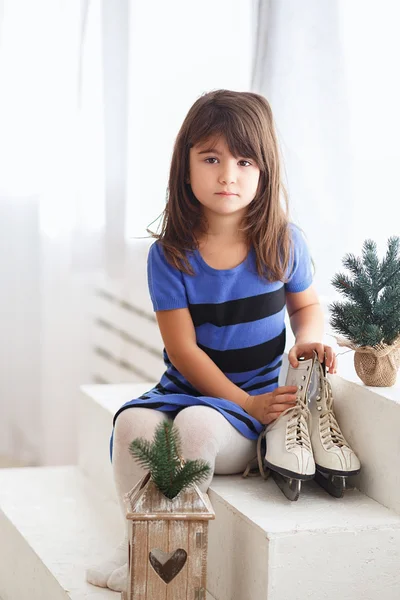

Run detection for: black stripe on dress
[[235, 359, 282, 387], [242, 375, 279, 392], [113, 401, 166, 426], [223, 409, 260, 435], [198, 328, 286, 373], [154, 383, 171, 395], [189, 287, 285, 327], [163, 372, 202, 396]]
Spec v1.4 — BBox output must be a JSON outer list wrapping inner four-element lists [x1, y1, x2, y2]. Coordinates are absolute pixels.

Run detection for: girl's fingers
[[324, 348, 337, 374], [276, 394, 298, 403], [324, 347, 335, 370], [330, 354, 338, 374], [275, 386, 298, 395], [265, 412, 282, 424], [270, 398, 297, 412], [315, 343, 325, 363]]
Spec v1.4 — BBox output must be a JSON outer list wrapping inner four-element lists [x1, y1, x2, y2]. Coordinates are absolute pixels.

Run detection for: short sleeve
[[147, 242, 189, 311], [284, 224, 314, 293]]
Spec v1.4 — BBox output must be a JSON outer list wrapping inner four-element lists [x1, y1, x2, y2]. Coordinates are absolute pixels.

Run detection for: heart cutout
[[149, 548, 187, 584]]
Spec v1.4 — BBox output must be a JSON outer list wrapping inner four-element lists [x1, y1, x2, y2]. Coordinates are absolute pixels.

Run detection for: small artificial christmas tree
[[329, 236, 400, 386], [129, 419, 212, 499]]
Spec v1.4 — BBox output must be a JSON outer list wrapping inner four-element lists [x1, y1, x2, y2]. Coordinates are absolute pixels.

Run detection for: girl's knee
[[114, 407, 168, 446], [174, 406, 225, 456], [175, 406, 227, 436]]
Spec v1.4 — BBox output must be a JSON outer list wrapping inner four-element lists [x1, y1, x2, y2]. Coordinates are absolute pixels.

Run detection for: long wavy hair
[[148, 89, 297, 282]]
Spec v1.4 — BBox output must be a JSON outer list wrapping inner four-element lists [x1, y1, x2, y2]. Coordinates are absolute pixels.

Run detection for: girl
[[86, 89, 337, 592]]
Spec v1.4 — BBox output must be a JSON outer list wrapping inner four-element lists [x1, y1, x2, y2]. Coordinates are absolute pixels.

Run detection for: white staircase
[[1, 367, 400, 600]]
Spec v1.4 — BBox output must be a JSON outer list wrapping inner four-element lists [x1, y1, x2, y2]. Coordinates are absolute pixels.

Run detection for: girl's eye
[[204, 158, 252, 167]]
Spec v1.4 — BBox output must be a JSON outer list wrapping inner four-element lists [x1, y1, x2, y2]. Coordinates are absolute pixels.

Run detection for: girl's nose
[[219, 168, 237, 185]]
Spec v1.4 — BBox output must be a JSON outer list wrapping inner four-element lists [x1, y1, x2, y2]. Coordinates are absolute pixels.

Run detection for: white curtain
[[124, 0, 255, 241], [251, 0, 400, 304], [7, 0, 396, 465], [0, 0, 107, 465], [0, 0, 255, 465]]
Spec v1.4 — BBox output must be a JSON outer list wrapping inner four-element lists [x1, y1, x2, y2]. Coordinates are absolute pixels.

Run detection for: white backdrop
[[0, 0, 399, 466], [251, 0, 400, 301], [0, 1, 104, 465], [0, 0, 254, 465], [124, 0, 254, 240]]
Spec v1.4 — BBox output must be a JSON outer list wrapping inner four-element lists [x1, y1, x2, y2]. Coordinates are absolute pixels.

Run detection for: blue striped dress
[[109, 224, 313, 461]]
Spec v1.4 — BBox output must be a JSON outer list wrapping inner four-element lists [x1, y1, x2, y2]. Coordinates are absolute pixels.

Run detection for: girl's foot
[[107, 562, 128, 592], [86, 538, 128, 588]]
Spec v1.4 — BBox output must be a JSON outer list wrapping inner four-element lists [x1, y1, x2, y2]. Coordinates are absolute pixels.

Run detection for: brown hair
[[148, 88, 296, 282]]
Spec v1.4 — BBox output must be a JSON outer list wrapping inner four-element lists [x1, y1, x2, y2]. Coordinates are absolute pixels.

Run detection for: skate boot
[[308, 353, 361, 497], [249, 355, 317, 501]]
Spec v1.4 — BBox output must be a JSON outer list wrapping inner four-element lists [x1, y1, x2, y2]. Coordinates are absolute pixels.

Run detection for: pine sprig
[[167, 460, 212, 499], [362, 240, 380, 291], [128, 438, 155, 471], [379, 236, 400, 286], [329, 237, 400, 347], [129, 420, 211, 500]]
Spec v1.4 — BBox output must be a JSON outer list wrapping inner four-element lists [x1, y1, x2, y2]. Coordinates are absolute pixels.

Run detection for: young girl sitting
[[86, 88, 337, 592]]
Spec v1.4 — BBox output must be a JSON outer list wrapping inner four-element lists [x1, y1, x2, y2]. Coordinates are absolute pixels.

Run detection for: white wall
[[125, 0, 255, 239], [254, 0, 400, 301], [0, 198, 42, 464]]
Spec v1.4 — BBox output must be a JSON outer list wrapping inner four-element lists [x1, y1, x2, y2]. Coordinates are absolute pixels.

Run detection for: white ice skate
[[308, 353, 361, 497], [259, 355, 316, 500]]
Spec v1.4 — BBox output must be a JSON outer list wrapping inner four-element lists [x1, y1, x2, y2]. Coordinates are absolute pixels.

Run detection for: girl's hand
[[288, 342, 337, 374], [243, 386, 298, 425]]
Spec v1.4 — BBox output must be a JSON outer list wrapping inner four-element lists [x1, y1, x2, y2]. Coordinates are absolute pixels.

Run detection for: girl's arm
[[155, 308, 250, 408], [286, 286, 324, 344], [286, 286, 337, 372]]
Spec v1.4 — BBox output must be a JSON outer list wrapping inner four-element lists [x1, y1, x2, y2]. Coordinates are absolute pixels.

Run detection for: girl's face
[[188, 136, 261, 220]]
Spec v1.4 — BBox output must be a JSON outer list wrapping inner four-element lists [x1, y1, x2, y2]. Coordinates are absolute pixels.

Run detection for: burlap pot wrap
[[335, 335, 400, 387]]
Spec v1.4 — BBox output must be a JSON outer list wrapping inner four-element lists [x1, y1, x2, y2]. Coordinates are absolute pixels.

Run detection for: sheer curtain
[[251, 0, 400, 304], [0, 0, 106, 465], [124, 0, 254, 242], [0, 0, 255, 465]]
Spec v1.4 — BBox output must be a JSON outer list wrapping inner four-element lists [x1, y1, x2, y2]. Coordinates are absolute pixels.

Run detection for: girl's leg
[[104, 405, 256, 592], [86, 407, 171, 589], [174, 405, 257, 491]]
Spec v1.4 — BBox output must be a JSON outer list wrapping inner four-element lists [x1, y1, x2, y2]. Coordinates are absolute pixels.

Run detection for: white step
[[78, 381, 400, 600], [78, 383, 154, 505], [79, 372, 400, 513], [329, 374, 400, 514], [0, 466, 121, 600], [207, 475, 400, 600], [0, 466, 215, 600]]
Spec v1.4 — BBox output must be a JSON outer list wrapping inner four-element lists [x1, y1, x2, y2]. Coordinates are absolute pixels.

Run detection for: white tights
[[86, 405, 256, 591]]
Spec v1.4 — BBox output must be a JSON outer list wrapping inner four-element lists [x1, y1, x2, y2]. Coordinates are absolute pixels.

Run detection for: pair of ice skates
[[243, 351, 361, 501]]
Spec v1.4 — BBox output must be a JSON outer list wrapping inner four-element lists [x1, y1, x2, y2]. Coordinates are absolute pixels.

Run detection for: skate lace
[[285, 397, 312, 453], [319, 377, 349, 450], [241, 377, 312, 480]]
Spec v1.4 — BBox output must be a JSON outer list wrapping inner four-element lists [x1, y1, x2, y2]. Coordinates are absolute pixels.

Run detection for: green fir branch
[[362, 239, 380, 297], [128, 439, 155, 471], [129, 420, 212, 500], [168, 461, 212, 499], [329, 236, 400, 347], [379, 236, 400, 286]]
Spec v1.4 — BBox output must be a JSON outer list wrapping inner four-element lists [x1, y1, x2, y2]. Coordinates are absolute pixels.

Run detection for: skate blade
[[315, 464, 361, 477], [314, 469, 346, 498], [271, 470, 301, 501], [264, 460, 315, 481]]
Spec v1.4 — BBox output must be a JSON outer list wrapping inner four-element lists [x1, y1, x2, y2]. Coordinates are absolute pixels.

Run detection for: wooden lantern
[[121, 471, 215, 600]]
